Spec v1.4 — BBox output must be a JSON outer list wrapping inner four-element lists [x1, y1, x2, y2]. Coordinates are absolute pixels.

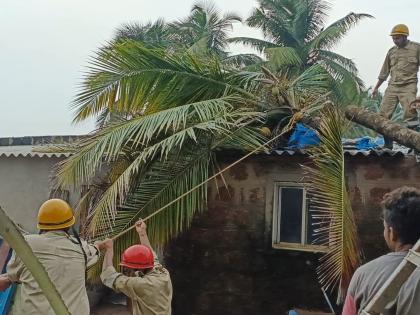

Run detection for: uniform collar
[[395, 40, 411, 49]]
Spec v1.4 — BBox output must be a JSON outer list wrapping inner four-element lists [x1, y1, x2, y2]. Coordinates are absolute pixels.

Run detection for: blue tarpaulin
[[0, 239, 16, 315], [0, 286, 15, 315], [287, 123, 320, 149], [287, 123, 385, 151], [343, 136, 384, 151]]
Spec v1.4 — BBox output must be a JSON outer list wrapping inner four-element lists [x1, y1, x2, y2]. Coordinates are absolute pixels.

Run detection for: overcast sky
[[1, 0, 419, 137]]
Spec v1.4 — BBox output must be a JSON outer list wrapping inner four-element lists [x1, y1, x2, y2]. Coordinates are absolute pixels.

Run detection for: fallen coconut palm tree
[[344, 106, 420, 151]]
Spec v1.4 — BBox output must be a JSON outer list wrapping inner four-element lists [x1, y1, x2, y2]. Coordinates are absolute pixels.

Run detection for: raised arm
[[99, 239, 114, 271], [135, 219, 152, 250]]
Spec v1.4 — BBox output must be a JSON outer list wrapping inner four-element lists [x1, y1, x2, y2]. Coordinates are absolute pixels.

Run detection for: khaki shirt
[[101, 262, 172, 315], [6, 231, 99, 315], [378, 40, 420, 86]]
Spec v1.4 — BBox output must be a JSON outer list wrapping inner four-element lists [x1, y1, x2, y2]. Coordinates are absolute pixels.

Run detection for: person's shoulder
[[356, 254, 394, 274], [409, 40, 420, 45], [388, 45, 397, 54], [145, 266, 171, 281], [24, 233, 43, 243]]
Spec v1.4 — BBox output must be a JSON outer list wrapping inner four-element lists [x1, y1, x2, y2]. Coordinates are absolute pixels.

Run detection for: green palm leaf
[[222, 53, 264, 68], [84, 110, 261, 233], [265, 46, 303, 69], [228, 37, 279, 53], [57, 97, 259, 188], [114, 19, 170, 48], [303, 107, 362, 303], [85, 124, 266, 279], [72, 42, 257, 122], [309, 12, 373, 50]]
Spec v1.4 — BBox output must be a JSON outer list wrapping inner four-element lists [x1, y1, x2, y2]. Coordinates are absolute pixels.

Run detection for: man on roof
[[372, 24, 420, 149]]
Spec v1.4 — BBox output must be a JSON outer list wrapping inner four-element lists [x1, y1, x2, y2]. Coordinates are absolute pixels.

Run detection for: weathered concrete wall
[[165, 154, 420, 315], [346, 155, 420, 260], [0, 156, 78, 232], [166, 156, 330, 315]]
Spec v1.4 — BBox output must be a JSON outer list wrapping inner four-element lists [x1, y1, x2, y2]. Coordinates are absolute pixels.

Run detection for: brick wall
[[164, 154, 420, 315]]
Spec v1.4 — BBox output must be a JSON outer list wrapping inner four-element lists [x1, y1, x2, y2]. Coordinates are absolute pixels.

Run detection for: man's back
[[347, 252, 420, 315], [347, 252, 405, 314], [7, 231, 96, 315], [101, 264, 173, 315]]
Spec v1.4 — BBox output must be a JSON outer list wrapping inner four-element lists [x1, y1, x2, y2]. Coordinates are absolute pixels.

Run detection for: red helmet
[[120, 245, 154, 269]]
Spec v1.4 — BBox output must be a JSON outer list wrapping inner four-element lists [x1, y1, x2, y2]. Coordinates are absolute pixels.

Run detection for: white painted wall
[[0, 156, 78, 232]]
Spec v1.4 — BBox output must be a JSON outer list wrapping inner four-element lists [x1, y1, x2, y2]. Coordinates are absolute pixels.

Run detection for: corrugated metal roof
[[272, 148, 407, 157], [0, 145, 71, 158], [0, 146, 407, 159]]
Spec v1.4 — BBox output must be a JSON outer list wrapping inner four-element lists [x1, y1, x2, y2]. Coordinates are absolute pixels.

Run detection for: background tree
[[230, 0, 372, 103]]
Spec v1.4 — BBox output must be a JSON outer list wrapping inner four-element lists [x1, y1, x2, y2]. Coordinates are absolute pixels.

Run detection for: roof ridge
[[0, 135, 86, 146]]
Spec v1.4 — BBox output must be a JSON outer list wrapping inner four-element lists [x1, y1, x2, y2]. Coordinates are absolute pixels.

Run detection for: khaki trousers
[[379, 83, 418, 123]]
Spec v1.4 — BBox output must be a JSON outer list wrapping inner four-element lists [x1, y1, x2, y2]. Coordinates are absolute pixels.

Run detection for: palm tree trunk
[[344, 106, 420, 151]]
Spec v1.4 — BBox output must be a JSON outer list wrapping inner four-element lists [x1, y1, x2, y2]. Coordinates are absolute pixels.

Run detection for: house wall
[[0, 156, 78, 232], [165, 154, 420, 315], [165, 155, 329, 315], [346, 155, 420, 260]]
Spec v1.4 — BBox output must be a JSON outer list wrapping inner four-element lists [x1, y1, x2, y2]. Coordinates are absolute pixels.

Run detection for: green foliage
[[304, 107, 362, 303], [53, 1, 369, 294], [230, 0, 372, 104]]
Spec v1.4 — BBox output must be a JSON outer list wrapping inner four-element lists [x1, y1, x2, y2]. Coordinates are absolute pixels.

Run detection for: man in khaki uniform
[[372, 24, 420, 148], [100, 219, 172, 315], [0, 199, 103, 315]]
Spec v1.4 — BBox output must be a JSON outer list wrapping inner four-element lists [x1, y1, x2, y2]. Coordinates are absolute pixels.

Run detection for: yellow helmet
[[37, 199, 75, 230], [390, 24, 409, 36]]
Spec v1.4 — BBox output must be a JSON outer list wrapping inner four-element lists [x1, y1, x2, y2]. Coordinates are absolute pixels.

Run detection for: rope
[[110, 113, 301, 241]]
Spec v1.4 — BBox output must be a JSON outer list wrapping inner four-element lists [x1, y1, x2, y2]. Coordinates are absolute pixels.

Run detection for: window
[[272, 182, 327, 252]]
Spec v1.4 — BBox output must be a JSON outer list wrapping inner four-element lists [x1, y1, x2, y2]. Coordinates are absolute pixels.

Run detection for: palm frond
[[265, 46, 303, 69], [317, 50, 359, 75], [317, 58, 364, 104], [113, 19, 170, 48], [86, 150, 211, 279], [57, 96, 254, 188], [309, 13, 373, 50], [72, 42, 257, 122], [303, 106, 362, 303], [294, 0, 330, 42], [290, 64, 330, 96], [59, 105, 263, 233], [222, 54, 264, 68], [170, 1, 241, 55], [85, 123, 266, 279], [228, 37, 279, 53], [246, 1, 299, 46]]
